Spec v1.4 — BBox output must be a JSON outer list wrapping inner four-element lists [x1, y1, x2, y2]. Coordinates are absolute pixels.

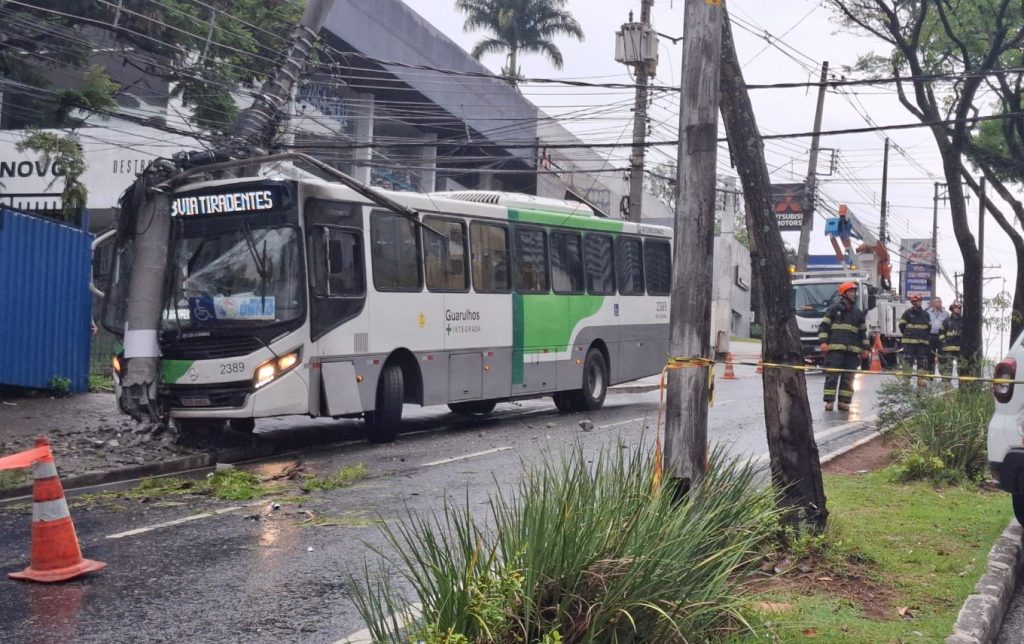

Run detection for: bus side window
[[312, 226, 363, 297], [470, 222, 511, 292], [371, 212, 422, 291], [584, 233, 614, 295], [643, 239, 671, 295], [423, 216, 468, 291], [616, 236, 644, 295], [551, 230, 584, 294], [512, 225, 549, 293]]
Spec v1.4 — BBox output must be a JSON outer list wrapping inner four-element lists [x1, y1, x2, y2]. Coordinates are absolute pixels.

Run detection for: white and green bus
[[103, 176, 672, 441]]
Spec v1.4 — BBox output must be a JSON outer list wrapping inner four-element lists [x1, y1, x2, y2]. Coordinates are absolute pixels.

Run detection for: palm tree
[[455, 0, 584, 82]]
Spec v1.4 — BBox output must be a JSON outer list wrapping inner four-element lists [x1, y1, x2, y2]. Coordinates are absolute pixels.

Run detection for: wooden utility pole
[[879, 137, 889, 244], [627, 0, 655, 223], [795, 61, 828, 271], [663, 0, 721, 488], [718, 1, 826, 530]]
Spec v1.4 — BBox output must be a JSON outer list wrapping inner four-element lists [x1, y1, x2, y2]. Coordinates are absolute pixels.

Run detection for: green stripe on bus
[[161, 359, 194, 384], [507, 207, 621, 384], [509, 207, 626, 232]]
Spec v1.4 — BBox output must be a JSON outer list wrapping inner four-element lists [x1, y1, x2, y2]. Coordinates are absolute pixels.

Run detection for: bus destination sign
[[171, 187, 281, 217]]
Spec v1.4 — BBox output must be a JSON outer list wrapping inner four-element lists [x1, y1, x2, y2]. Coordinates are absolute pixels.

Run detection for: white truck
[[791, 205, 909, 365]]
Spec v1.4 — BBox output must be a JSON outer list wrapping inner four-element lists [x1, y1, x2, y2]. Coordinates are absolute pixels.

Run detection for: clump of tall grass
[[877, 379, 993, 484], [351, 443, 782, 643]]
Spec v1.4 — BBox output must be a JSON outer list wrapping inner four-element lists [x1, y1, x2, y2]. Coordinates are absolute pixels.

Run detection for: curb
[[608, 383, 661, 395], [947, 520, 1024, 644]]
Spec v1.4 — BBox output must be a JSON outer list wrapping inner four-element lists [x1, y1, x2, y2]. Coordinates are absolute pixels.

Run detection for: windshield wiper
[[240, 222, 271, 308]]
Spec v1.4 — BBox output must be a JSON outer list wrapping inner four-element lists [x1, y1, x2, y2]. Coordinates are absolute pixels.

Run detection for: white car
[[988, 334, 1024, 523]]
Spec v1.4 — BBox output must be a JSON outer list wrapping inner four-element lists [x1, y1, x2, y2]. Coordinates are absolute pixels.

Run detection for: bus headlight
[[111, 355, 123, 375], [254, 349, 302, 389]]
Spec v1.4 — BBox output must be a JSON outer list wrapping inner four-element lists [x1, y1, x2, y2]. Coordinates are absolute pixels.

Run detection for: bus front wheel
[[365, 363, 403, 443]]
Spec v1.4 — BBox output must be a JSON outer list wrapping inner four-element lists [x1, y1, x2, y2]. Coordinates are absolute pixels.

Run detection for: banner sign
[[771, 183, 807, 231], [900, 238, 936, 299]]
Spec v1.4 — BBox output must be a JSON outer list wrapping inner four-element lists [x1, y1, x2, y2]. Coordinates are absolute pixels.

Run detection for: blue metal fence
[[0, 208, 93, 392]]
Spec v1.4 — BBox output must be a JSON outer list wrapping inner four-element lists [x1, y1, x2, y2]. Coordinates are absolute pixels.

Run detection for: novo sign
[[0, 127, 200, 211], [0, 159, 69, 179]]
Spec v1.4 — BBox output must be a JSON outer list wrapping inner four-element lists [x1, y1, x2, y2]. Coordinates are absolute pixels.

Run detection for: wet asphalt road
[[0, 368, 886, 644]]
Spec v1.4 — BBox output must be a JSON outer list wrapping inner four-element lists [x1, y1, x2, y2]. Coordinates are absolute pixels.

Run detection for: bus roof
[[432, 191, 596, 217]]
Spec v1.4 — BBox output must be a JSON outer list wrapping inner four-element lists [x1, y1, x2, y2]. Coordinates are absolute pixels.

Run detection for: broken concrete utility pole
[[663, 0, 721, 489], [718, 0, 826, 531], [117, 0, 336, 421]]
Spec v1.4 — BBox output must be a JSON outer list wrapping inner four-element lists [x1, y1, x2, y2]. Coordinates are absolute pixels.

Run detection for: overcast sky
[[403, 0, 1018, 355]]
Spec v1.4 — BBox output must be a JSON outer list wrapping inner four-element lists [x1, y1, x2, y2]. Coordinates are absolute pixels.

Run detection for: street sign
[[771, 183, 807, 231]]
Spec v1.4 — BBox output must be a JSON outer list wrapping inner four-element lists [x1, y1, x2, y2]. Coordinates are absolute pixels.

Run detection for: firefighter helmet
[[838, 282, 858, 295], [909, 294, 923, 303]]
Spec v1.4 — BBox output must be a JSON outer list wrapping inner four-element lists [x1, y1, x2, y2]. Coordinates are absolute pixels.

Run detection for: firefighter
[[939, 301, 963, 365], [899, 294, 932, 385], [819, 281, 870, 412]]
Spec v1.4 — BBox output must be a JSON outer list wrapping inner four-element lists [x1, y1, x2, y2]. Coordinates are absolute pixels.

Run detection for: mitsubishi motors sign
[[770, 183, 808, 231], [0, 127, 200, 212]]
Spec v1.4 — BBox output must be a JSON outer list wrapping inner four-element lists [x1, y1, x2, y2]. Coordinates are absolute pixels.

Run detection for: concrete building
[[0, 0, 752, 346]]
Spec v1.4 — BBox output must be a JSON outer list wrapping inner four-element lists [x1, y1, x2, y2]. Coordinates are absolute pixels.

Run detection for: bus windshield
[[793, 282, 840, 318], [164, 224, 305, 330]]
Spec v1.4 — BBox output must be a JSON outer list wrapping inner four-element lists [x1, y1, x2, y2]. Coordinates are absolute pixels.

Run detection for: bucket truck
[[791, 205, 909, 365]]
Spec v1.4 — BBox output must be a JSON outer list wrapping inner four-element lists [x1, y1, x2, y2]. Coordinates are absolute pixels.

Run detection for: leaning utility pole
[[794, 61, 828, 271], [663, 0, 721, 488], [617, 1, 657, 222], [118, 0, 336, 421], [718, 1, 826, 531]]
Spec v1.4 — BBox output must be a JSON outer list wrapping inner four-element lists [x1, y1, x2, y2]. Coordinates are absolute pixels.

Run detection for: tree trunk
[[967, 169, 1024, 342], [719, 3, 826, 531], [940, 153, 983, 370]]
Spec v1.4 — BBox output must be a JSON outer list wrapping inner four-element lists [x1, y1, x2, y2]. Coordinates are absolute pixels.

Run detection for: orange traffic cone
[[723, 353, 736, 380], [2, 438, 106, 583], [756, 354, 764, 374], [869, 340, 883, 373]]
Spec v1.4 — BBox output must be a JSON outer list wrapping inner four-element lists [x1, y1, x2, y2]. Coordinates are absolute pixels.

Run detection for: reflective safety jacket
[[899, 307, 931, 346], [939, 314, 962, 354], [818, 301, 869, 354]]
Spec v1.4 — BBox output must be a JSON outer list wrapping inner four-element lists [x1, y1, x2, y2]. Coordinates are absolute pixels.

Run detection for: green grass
[[300, 463, 369, 492], [749, 467, 1010, 642], [0, 469, 28, 492], [88, 373, 114, 392], [878, 380, 993, 483], [352, 444, 783, 643]]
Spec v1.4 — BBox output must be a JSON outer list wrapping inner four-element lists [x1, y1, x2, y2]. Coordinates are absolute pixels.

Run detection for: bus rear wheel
[[448, 400, 497, 416], [574, 348, 608, 411], [365, 362, 403, 443], [554, 348, 608, 413]]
